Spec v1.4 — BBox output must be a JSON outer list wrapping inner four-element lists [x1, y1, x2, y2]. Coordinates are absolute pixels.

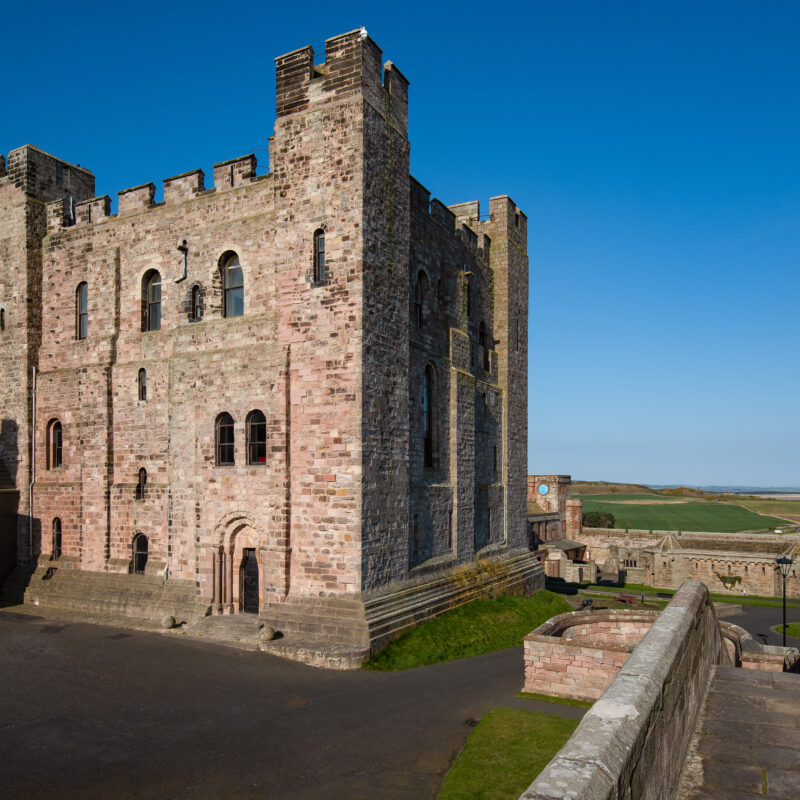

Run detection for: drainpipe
[[29, 365, 36, 562], [175, 240, 188, 283]]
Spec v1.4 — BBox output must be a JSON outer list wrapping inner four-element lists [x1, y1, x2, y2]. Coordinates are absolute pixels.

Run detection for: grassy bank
[[363, 590, 571, 671], [438, 707, 578, 800]]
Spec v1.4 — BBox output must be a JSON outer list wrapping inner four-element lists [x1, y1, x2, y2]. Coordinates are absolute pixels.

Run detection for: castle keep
[[0, 29, 541, 661]]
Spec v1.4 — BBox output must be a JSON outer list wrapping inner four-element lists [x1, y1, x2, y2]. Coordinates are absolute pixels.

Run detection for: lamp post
[[776, 556, 794, 647]]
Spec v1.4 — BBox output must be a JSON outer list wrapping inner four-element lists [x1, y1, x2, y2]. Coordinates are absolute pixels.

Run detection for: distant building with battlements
[[0, 29, 542, 662]]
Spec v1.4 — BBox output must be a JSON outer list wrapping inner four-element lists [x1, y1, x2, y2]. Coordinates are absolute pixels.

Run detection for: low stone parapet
[[522, 581, 731, 800], [523, 609, 657, 701]]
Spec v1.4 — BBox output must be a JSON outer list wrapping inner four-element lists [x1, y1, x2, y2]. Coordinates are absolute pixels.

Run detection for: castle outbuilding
[[0, 29, 541, 663]]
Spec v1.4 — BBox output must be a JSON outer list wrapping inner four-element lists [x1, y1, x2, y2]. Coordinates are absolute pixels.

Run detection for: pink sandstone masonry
[[0, 29, 542, 657], [525, 601, 799, 704], [524, 609, 658, 701]]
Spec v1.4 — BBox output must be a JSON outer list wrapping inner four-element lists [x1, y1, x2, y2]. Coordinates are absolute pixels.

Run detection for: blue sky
[[3, 1, 798, 486]]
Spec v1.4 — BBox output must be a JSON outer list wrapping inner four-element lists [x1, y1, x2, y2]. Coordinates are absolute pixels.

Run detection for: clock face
[[538, 484, 549, 496]]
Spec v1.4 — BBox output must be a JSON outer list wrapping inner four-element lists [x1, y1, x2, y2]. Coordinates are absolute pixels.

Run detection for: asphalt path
[[0, 610, 581, 800], [718, 602, 800, 647]]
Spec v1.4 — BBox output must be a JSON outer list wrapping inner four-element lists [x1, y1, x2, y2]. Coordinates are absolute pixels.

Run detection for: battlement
[[410, 179, 503, 263], [0, 145, 95, 206], [45, 153, 266, 233], [275, 28, 409, 136]]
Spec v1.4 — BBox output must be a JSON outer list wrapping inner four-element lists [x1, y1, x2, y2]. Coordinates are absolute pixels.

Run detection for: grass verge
[[363, 590, 571, 671], [438, 707, 578, 800], [777, 622, 800, 639], [516, 691, 593, 708]]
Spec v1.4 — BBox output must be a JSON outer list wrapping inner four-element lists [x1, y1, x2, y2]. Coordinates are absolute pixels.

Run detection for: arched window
[[52, 518, 62, 559], [47, 419, 63, 469], [423, 364, 436, 468], [247, 410, 267, 465], [313, 229, 326, 282], [132, 534, 148, 575], [142, 271, 161, 331], [479, 321, 489, 371], [0, 307, 5, 331], [136, 467, 147, 500], [414, 271, 427, 328], [76, 282, 88, 340], [191, 284, 202, 321], [221, 253, 244, 318], [137, 368, 147, 401], [216, 412, 235, 466]]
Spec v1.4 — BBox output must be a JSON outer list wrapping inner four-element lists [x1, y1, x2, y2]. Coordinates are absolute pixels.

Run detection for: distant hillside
[[572, 481, 656, 496], [573, 481, 715, 500]]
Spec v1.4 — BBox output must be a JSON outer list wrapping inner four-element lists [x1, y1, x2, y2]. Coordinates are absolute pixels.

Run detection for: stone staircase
[[1, 563, 210, 623]]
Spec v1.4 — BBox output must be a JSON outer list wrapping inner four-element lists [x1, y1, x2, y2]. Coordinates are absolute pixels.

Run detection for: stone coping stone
[[523, 580, 716, 800]]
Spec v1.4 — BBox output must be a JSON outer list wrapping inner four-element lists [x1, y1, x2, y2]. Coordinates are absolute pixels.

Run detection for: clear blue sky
[[3, 1, 797, 487]]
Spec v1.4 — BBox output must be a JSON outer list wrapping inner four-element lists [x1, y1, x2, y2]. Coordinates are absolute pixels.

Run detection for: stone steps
[[259, 596, 368, 647], [13, 565, 210, 622], [364, 551, 544, 650]]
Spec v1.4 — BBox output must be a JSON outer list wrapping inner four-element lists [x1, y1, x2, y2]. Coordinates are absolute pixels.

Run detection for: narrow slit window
[[48, 420, 63, 469], [76, 282, 88, 340], [479, 322, 489, 371], [137, 368, 147, 401], [0, 308, 5, 331], [414, 272, 427, 328], [313, 229, 326, 282], [52, 518, 62, 559], [423, 364, 436, 468], [191, 285, 202, 321], [136, 467, 147, 500]]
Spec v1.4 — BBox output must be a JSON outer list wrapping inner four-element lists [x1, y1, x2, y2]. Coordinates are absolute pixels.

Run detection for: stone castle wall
[[581, 527, 800, 597], [0, 29, 532, 628]]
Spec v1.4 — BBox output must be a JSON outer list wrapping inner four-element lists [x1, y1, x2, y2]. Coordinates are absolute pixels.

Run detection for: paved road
[[717, 603, 800, 647], [0, 610, 580, 800]]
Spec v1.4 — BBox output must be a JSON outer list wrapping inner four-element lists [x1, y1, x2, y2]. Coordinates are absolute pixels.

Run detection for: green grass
[[777, 622, 800, 639], [438, 707, 578, 800], [516, 691, 593, 708], [363, 591, 571, 671], [581, 499, 789, 532], [731, 498, 800, 523]]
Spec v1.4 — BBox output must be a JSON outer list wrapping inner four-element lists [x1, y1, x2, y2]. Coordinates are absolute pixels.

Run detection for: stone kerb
[[524, 609, 658, 702], [522, 581, 729, 800]]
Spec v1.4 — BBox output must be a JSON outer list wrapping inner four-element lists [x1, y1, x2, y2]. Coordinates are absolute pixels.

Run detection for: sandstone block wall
[[0, 30, 531, 632], [582, 527, 800, 598], [524, 609, 657, 701]]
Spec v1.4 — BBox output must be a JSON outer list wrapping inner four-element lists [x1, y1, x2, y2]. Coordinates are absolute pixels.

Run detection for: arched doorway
[[241, 548, 259, 614], [132, 534, 148, 574]]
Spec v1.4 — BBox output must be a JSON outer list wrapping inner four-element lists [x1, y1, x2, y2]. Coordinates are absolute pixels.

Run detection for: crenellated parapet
[[275, 28, 409, 136], [44, 153, 266, 233]]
